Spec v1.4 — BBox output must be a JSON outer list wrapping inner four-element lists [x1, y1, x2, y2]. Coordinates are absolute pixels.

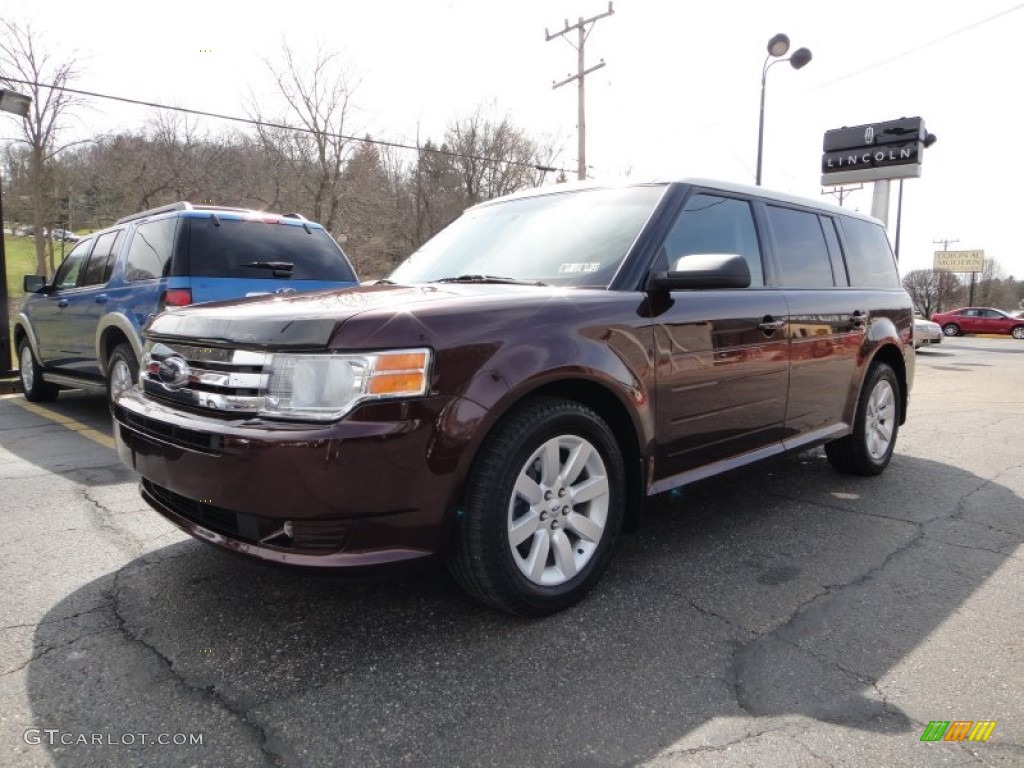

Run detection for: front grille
[[115, 404, 223, 455], [144, 481, 351, 554], [142, 342, 271, 415], [146, 481, 252, 539]]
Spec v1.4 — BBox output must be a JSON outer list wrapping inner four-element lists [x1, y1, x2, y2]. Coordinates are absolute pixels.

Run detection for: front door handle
[[57, 299, 69, 308], [850, 310, 867, 327], [758, 316, 786, 333], [95, 294, 108, 304]]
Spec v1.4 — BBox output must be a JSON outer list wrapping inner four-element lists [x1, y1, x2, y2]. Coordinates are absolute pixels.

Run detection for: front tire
[[448, 397, 626, 616], [1012, 326, 1024, 340], [106, 342, 139, 409], [18, 339, 59, 402], [942, 323, 960, 337], [826, 363, 900, 476]]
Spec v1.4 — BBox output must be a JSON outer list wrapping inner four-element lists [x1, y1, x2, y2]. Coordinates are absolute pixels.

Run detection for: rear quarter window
[[125, 218, 178, 281], [839, 217, 900, 288], [184, 219, 355, 281], [765, 205, 834, 288]]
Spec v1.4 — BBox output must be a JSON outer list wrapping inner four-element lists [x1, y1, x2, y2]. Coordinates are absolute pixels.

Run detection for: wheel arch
[[867, 343, 909, 425], [96, 315, 144, 377], [472, 377, 648, 532], [13, 313, 40, 360]]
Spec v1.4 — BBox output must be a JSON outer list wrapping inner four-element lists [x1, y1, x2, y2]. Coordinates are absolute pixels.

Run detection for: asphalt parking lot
[[1, 337, 1021, 767]]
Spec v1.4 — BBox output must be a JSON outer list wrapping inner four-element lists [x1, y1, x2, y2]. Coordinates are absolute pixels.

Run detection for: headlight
[[262, 349, 431, 421]]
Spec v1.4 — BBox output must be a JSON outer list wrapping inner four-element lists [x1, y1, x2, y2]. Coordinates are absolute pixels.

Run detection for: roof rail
[[190, 204, 254, 214], [281, 212, 308, 221], [116, 201, 192, 224], [115, 201, 255, 224]]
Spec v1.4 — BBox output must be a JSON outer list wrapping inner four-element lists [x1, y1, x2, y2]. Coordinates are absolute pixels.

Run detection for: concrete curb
[[0, 376, 22, 395]]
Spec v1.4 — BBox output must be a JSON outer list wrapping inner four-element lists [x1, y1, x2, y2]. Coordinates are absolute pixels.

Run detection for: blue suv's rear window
[[183, 218, 356, 281]]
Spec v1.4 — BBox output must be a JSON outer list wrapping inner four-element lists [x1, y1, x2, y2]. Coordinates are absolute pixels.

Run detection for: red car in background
[[930, 307, 1024, 339]]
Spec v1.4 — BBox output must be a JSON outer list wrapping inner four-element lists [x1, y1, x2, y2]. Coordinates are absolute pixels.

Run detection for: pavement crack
[[659, 725, 790, 758], [110, 568, 282, 767], [688, 601, 761, 640], [80, 487, 148, 556], [1, 627, 116, 678]]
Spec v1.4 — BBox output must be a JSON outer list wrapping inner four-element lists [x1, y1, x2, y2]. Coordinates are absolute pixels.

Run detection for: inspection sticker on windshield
[[558, 262, 601, 273]]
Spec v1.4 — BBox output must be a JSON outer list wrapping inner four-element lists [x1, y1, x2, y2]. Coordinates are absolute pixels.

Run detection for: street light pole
[[0, 89, 34, 375], [755, 34, 812, 186]]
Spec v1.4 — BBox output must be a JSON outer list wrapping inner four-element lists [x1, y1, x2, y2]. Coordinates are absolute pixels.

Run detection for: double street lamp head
[[765, 33, 812, 71]]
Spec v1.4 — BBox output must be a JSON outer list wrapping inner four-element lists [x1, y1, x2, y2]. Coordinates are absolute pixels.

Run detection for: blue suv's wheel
[[107, 343, 139, 408], [18, 339, 59, 402]]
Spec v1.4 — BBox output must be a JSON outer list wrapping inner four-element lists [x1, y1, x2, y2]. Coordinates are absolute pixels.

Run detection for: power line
[[811, 3, 1024, 90], [0, 76, 570, 175]]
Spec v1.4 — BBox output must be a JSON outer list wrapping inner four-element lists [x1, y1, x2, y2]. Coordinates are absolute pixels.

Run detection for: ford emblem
[[157, 356, 191, 389]]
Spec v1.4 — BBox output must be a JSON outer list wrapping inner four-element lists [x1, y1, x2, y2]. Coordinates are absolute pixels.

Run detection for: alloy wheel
[[507, 434, 610, 587]]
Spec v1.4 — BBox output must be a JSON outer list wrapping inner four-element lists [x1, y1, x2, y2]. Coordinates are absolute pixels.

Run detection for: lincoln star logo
[[156, 356, 191, 389], [864, 126, 875, 144]]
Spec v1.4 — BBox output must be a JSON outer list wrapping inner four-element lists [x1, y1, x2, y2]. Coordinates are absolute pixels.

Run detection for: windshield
[[389, 184, 667, 287]]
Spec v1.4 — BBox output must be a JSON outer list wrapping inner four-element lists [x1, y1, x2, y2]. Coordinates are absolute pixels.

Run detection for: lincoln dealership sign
[[821, 117, 929, 186]]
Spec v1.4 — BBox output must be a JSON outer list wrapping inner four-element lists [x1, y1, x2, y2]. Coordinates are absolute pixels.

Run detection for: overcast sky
[[3, 0, 1023, 285]]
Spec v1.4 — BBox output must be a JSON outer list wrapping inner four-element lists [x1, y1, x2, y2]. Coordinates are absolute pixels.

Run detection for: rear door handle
[[758, 316, 786, 333], [95, 294, 108, 304], [850, 310, 867, 327]]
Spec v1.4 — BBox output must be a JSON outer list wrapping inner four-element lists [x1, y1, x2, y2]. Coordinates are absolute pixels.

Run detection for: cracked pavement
[[0, 337, 1021, 767]]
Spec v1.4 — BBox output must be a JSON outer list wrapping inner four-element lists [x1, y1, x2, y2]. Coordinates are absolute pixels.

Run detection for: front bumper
[[114, 389, 482, 568]]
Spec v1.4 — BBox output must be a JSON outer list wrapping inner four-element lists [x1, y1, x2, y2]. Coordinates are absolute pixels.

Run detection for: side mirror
[[647, 253, 752, 291], [23, 275, 47, 294]]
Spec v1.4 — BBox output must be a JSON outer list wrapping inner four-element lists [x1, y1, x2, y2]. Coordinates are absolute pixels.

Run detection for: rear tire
[[942, 323, 960, 337], [448, 397, 625, 616], [106, 342, 139, 409], [826, 363, 900, 476], [18, 339, 59, 402]]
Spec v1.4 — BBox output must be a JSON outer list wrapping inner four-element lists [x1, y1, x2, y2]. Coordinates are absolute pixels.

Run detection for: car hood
[[144, 283, 570, 349]]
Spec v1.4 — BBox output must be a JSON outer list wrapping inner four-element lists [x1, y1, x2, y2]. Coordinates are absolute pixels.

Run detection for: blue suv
[[14, 201, 359, 404]]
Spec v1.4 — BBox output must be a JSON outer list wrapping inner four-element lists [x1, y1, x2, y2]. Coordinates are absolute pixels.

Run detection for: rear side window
[[81, 230, 122, 286], [125, 218, 178, 281], [839, 217, 900, 288], [662, 193, 764, 286], [185, 219, 356, 281], [766, 206, 834, 288]]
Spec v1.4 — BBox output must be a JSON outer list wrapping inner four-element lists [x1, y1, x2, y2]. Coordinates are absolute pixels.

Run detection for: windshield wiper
[[434, 274, 546, 287], [241, 261, 294, 271]]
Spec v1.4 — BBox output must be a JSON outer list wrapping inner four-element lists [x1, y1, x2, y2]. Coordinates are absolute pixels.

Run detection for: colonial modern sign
[[934, 250, 985, 273], [821, 117, 929, 186]]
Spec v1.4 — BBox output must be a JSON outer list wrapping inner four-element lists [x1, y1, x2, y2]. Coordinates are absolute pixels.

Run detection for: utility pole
[[546, 2, 614, 180], [821, 184, 862, 207]]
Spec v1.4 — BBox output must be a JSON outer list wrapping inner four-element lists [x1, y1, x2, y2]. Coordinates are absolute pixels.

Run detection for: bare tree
[[0, 19, 83, 276], [446, 107, 553, 205], [969, 258, 1020, 309], [250, 43, 360, 233], [902, 268, 962, 316]]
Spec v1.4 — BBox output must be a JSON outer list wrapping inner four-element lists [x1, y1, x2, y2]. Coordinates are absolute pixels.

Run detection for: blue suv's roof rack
[[115, 201, 253, 225]]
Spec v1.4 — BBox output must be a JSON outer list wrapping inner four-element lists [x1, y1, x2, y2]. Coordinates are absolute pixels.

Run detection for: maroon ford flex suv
[[113, 180, 915, 615]]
